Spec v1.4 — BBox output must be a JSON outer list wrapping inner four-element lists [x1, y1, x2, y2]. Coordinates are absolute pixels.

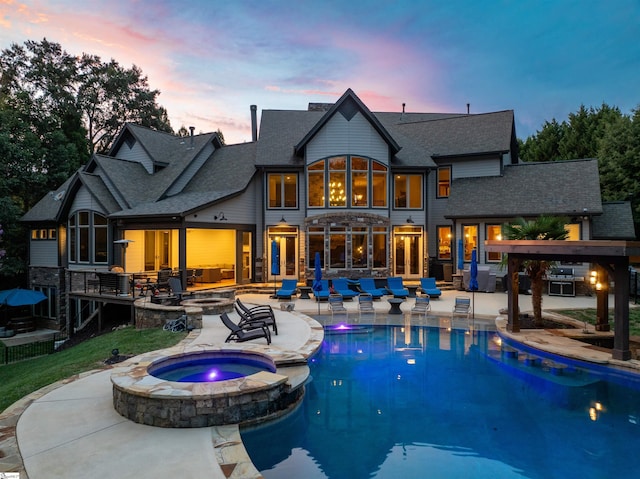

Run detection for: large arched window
[[68, 211, 108, 264], [307, 156, 387, 208]]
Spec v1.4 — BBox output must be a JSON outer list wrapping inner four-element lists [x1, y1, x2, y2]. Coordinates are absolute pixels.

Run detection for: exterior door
[[268, 233, 298, 280], [394, 230, 422, 278]]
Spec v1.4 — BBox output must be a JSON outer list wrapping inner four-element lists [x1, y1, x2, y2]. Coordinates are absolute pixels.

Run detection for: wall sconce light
[[279, 216, 287, 224], [406, 216, 415, 224], [214, 211, 227, 221]]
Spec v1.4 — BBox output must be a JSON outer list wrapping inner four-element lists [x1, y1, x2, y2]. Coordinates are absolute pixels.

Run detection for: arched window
[[307, 156, 387, 208]]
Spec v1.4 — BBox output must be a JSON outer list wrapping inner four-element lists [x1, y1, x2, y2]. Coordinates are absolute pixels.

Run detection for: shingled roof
[[444, 159, 603, 219], [592, 202, 636, 239], [255, 90, 515, 169]]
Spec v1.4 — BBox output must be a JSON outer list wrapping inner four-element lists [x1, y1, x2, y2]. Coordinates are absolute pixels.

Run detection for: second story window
[[437, 166, 451, 198], [394, 174, 422, 209], [268, 173, 297, 208], [307, 156, 388, 209], [68, 211, 108, 264]]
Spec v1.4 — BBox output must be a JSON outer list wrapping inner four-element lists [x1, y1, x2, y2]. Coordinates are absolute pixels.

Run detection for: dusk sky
[[1, 0, 638, 144]]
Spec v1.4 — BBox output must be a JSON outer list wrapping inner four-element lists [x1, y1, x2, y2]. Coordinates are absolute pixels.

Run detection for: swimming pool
[[241, 324, 640, 478]]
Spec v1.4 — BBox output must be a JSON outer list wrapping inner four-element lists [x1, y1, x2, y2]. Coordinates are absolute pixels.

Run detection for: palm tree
[[502, 216, 569, 327]]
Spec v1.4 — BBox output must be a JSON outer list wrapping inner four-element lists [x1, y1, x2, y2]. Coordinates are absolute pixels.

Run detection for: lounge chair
[[313, 279, 331, 301], [328, 294, 348, 318], [220, 312, 271, 344], [411, 295, 431, 319], [235, 298, 278, 335], [386, 277, 409, 298], [452, 296, 471, 320], [358, 278, 386, 299], [331, 278, 359, 300], [276, 279, 299, 300], [419, 277, 442, 298], [358, 293, 376, 319]]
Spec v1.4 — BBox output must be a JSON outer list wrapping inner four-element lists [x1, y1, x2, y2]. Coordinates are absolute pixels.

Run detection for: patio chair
[[220, 312, 271, 344], [313, 279, 331, 301], [331, 278, 359, 300], [235, 298, 278, 335], [154, 268, 173, 293], [358, 293, 376, 319], [276, 279, 299, 300], [452, 296, 471, 320], [328, 294, 348, 319], [358, 278, 386, 299], [419, 277, 442, 298], [386, 277, 409, 298], [168, 277, 194, 303], [411, 295, 431, 319]]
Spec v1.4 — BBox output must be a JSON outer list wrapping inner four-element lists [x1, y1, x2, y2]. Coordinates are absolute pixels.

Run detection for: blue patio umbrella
[[270, 239, 280, 298], [0, 288, 46, 307], [457, 239, 464, 273], [312, 252, 322, 314], [469, 248, 479, 320]]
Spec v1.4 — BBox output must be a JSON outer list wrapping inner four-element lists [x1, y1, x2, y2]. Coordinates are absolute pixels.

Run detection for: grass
[[554, 307, 640, 336], [0, 326, 187, 413]]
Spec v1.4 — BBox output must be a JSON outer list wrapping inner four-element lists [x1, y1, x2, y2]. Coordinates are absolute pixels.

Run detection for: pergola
[[485, 240, 640, 361]]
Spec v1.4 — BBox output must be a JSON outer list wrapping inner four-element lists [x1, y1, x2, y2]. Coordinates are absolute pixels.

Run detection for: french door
[[268, 232, 298, 280], [394, 228, 423, 278]]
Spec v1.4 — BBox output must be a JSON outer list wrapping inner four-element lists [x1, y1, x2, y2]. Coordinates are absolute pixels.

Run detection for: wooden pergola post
[[507, 255, 520, 332]]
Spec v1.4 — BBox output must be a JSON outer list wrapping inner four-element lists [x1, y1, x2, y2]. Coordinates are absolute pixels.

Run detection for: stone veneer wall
[[112, 380, 304, 428], [134, 291, 236, 329]]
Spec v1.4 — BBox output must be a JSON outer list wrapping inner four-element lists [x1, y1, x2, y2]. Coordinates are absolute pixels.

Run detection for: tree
[[0, 38, 174, 279], [598, 107, 640, 229], [76, 55, 173, 153], [502, 216, 569, 327]]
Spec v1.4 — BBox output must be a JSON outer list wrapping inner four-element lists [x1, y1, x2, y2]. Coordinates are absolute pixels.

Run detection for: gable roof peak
[[294, 88, 400, 156]]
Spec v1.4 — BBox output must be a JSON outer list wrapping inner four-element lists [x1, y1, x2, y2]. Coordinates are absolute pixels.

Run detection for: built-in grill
[[547, 267, 576, 296]]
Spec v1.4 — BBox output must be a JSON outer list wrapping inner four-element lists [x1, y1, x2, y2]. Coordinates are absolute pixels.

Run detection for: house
[[21, 88, 634, 331]]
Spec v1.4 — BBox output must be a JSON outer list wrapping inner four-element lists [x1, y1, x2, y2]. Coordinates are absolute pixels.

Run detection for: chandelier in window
[[329, 181, 346, 205]]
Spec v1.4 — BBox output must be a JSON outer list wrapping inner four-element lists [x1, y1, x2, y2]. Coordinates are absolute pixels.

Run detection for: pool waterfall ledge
[[111, 314, 323, 428]]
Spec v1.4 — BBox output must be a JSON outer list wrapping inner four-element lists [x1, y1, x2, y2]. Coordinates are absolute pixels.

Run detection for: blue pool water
[[149, 354, 275, 382], [241, 324, 640, 478]]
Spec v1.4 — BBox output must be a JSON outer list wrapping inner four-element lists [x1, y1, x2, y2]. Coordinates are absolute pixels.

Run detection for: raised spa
[[148, 351, 276, 382], [111, 349, 306, 428]]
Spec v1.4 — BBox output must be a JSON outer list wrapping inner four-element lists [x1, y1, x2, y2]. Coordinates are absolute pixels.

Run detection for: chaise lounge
[[419, 277, 441, 298], [331, 278, 359, 300], [313, 279, 331, 301], [358, 278, 386, 299], [220, 312, 271, 344], [276, 279, 299, 300], [386, 277, 409, 298]]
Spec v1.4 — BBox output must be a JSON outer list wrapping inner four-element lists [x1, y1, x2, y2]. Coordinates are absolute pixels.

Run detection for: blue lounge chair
[[386, 277, 409, 298], [313, 279, 331, 301], [331, 278, 359, 300], [276, 279, 298, 299], [419, 277, 442, 298], [358, 278, 386, 299]]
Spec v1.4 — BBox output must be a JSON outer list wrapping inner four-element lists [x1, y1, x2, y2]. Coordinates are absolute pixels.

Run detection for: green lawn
[[554, 307, 640, 336], [0, 326, 186, 413]]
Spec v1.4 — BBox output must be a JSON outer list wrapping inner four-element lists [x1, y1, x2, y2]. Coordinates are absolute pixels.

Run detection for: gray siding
[[114, 139, 154, 173], [69, 186, 108, 215], [453, 158, 501, 179], [306, 112, 389, 163], [30, 240, 58, 267]]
